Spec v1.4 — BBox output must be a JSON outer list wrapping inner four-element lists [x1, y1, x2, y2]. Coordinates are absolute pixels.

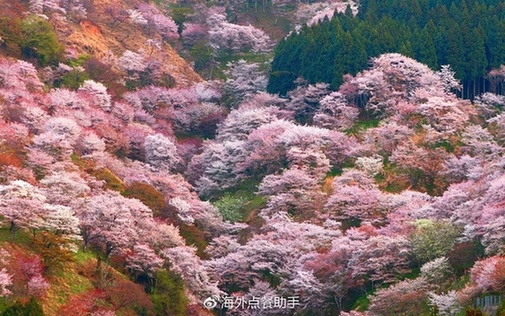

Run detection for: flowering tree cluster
[[4, 3, 505, 311], [207, 9, 273, 54]]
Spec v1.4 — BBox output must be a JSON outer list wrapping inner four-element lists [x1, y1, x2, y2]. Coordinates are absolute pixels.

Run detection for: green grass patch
[[63, 269, 94, 295], [73, 249, 96, 265], [345, 118, 381, 136], [228, 179, 267, 215], [0, 225, 33, 246]]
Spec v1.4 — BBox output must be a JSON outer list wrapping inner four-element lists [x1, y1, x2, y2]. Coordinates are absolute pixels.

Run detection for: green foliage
[[345, 118, 381, 136], [57, 69, 90, 90], [1, 298, 44, 316], [67, 55, 90, 67], [351, 291, 371, 312], [411, 219, 463, 264], [20, 15, 64, 66], [213, 192, 247, 222], [170, 7, 193, 34], [152, 270, 188, 316], [178, 224, 208, 259], [269, 0, 500, 98], [122, 182, 166, 217], [0, 225, 32, 246], [189, 42, 214, 74]]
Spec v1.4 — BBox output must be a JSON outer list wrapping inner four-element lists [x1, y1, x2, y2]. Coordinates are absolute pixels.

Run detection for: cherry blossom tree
[[40, 171, 90, 205], [0, 180, 46, 238], [37, 204, 81, 242], [222, 60, 268, 107], [257, 168, 326, 220], [162, 246, 221, 299], [76, 131, 107, 155], [126, 243, 163, 290], [150, 222, 186, 251], [428, 290, 461, 316], [144, 133, 179, 171], [27, 275, 50, 298], [368, 277, 429, 316], [137, 3, 179, 40], [474, 92, 505, 119], [5, 250, 49, 298], [470, 256, 505, 292], [216, 105, 282, 142], [208, 10, 273, 54], [348, 235, 411, 286], [171, 102, 225, 137], [285, 82, 330, 124], [188, 140, 247, 198], [32, 117, 82, 158], [420, 257, 452, 286], [28, 0, 65, 16], [313, 91, 359, 130], [286, 145, 331, 180], [74, 192, 155, 258], [181, 23, 208, 46], [295, 1, 358, 26], [78, 80, 112, 112], [437, 65, 462, 94], [362, 120, 413, 156], [61, 0, 87, 21], [325, 183, 387, 224], [0, 268, 12, 297], [116, 50, 164, 89]]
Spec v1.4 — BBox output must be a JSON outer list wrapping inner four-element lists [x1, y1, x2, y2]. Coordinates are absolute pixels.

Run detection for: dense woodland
[[1, 0, 505, 315], [269, 0, 505, 98]]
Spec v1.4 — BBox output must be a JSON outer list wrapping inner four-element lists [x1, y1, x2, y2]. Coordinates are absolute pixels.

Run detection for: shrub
[[58, 69, 89, 90], [213, 193, 246, 223], [1, 297, 44, 316], [152, 270, 188, 316], [123, 182, 166, 216], [20, 15, 64, 66]]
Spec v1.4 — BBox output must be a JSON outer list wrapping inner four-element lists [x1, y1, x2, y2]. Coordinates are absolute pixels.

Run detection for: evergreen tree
[[152, 270, 188, 316]]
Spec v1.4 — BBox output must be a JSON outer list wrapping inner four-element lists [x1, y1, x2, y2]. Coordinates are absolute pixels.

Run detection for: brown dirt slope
[[60, 0, 202, 87]]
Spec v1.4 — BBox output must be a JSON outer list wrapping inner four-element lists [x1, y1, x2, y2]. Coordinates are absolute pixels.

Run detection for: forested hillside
[[269, 0, 505, 98], [1, 0, 505, 315]]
